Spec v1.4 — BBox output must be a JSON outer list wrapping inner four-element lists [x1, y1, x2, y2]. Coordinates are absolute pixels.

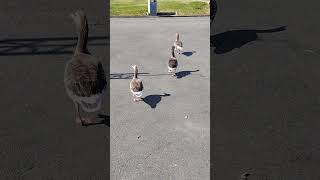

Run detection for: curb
[[110, 15, 210, 18]]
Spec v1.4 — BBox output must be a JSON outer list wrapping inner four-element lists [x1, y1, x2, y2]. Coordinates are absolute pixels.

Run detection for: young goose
[[64, 10, 107, 126], [173, 33, 183, 54], [130, 65, 143, 102], [168, 46, 178, 77]]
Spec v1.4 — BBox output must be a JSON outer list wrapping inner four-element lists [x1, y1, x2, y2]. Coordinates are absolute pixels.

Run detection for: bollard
[[148, 0, 157, 16]]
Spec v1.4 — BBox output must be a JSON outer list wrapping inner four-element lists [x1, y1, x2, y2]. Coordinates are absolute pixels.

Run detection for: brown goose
[[64, 10, 107, 126], [173, 33, 183, 54], [168, 46, 178, 77], [130, 65, 143, 102]]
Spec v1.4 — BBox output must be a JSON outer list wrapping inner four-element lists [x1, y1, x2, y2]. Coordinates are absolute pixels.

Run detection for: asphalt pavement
[[2, 0, 320, 179], [0, 1, 109, 179], [212, 0, 320, 179], [110, 17, 210, 180]]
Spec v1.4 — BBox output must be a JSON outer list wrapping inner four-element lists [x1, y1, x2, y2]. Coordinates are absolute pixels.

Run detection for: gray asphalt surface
[[110, 17, 210, 179], [213, 0, 320, 179], [0, 1, 109, 179], [2, 0, 320, 179]]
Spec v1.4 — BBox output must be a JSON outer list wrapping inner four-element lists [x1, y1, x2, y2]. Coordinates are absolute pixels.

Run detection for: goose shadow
[[176, 69, 200, 79], [142, 93, 171, 108], [182, 51, 196, 57], [110, 73, 150, 79], [82, 114, 110, 127], [110, 72, 174, 79], [0, 36, 108, 56], [211, 26, 286, 54]]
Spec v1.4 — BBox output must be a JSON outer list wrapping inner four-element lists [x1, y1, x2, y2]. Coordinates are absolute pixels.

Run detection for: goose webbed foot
[[75, 117, 82, 125], [80, 117, 93, 127], [80, 116, 108, 127], [74, 103, 88, 127], [75, 117, 89, 127], [133, 96, 137, 102], [133, 96, 142, 102], [81, 122, 89, 127]]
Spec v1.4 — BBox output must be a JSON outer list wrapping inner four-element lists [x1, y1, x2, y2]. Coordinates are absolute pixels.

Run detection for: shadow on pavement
[[211, 26, 286, 54], [176, 69, 200, 79], [110, 73, 150, 79], [83, 114, 110, 127], [142, 93, 171, 108], [182, 50, 196, 57], [110, 73, 174, 79], [0, 36, 108, 56]]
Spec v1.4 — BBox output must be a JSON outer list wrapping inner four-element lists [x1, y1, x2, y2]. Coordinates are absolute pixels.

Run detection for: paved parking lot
[[110, 17, 210, 179]]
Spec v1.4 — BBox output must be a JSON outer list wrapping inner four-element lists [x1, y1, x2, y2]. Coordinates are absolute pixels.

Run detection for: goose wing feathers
[[64, 53, 107, 97], [130, 79, 143, 92], [174, 41, 183, 47], [168, 58, 178, 68]]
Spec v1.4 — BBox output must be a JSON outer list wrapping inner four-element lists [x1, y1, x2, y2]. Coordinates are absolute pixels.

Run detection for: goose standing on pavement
[[174, 33, 183, 54], [168, 46, 178, 77], [64, 10, 107, 126], [130, 65, 143, 102]]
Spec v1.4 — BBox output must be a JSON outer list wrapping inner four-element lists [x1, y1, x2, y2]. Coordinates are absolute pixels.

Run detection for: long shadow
[[0, 36, 108, 56], [110, 73, 172, 79], [83, 114, 110, 127], [182, 51, 196, 57], [211, 26, 286, 54], [176, 69, 200, 79], [110, 73, 150, 79], [142, 93, 171, 109], [111, 70, 200, 80]]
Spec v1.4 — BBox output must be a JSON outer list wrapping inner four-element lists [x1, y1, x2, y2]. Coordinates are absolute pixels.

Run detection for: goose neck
[[133, 67, 138, 79], [75, 16, 89, 54], [171, 46, 176, 58]]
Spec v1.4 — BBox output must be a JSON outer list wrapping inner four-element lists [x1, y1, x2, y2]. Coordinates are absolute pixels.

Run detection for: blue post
[[148, 0, 157, 16]]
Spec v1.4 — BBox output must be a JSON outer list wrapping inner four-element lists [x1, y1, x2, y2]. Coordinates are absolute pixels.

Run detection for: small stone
[[185, 115, 188, 119]]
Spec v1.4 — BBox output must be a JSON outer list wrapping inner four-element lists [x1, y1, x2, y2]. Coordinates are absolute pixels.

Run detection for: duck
[[173, 33, 183, 54], [130, 65, 143, 102], [64, 10, 107, 126], [168, 45, 178, 77]]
